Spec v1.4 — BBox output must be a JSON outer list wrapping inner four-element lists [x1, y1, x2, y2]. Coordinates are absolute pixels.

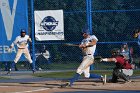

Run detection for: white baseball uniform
[[76, 35, 98, 78], [11, 35, 32, 63]]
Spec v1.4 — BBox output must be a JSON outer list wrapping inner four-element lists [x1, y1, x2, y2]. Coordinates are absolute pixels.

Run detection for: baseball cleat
[[7, 69, 11, 75], [60, 83, 71, 88], [32, 69, 35, 74]]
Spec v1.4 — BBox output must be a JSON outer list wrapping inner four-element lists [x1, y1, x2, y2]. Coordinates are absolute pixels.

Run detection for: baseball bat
[[63, 43, 79, 47]]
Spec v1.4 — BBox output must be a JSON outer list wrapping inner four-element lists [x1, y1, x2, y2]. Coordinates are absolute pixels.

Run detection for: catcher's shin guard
[[114, 69, 129, 81], [118, 72, 129, 81]]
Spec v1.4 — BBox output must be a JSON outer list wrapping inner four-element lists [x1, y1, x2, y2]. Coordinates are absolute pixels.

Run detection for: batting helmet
[[21, 29, 26, 33], [81, 25, 90, 34], [82, 28, 90, 34]]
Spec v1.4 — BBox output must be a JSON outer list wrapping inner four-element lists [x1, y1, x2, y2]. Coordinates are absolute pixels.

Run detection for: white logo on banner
[[35, 10, 64, 41], [0, 0, 17, 40], [40, 16, 58, 31]]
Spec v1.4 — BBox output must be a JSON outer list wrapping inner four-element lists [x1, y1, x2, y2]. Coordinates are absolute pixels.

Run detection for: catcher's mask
[[111, 48, 121, 57]]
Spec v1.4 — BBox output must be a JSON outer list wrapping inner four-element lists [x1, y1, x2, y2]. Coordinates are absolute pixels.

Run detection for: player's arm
[[10, 37, 18, 48], [79, 39, 97, 48], [102, 58, 117, 62], [8, 37, 18, 52], [28, 37, 32, 42], [86, 35, 98, 47], [86, 39, 97, 47]]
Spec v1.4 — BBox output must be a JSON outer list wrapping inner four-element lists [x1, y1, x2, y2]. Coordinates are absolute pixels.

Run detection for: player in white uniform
[[62, 29, 104, 87], [7, 29, 35, 74]]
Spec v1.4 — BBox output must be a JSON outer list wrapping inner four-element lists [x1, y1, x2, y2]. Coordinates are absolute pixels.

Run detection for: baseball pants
[[76, 55, 94, 78], [14, 48, 32, 63]]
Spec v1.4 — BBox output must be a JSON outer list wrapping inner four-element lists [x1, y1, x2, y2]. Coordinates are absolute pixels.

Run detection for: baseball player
[[7, 29, 35, 74], [62, 28, 104, 87], [102, 49, 134, 83]]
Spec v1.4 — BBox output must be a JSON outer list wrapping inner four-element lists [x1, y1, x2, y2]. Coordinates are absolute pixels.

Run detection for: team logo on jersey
[[40, 16, 58, 31]]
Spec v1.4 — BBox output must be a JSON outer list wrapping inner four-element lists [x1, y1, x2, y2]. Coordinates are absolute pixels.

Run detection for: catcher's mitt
[[94, 56, 103, 62]]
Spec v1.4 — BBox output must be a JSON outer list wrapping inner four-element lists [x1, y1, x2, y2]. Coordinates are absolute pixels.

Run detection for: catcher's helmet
[[111, 48, 121, 57]]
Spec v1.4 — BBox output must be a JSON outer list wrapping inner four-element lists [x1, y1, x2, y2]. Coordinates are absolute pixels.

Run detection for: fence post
[[86, 0, 94, 70], [31, 0, 36, 70]]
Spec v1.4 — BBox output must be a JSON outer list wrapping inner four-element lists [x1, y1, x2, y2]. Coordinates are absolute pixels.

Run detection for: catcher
[[101, 49, 134, 83], [7, 29, 35, 74], [61, 28, 105, 88]]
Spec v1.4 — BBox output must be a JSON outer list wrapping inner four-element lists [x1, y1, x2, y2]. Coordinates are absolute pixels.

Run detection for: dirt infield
[[0, 78, 140, 93], [0, 71, 140, 93]]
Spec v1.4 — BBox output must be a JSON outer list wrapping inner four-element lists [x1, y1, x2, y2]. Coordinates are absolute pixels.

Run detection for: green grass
[[33, 70, 112, 78], [36, 62, 116, 70], [46, 62, 79, 70], [33, 70, 140, 79], [34, 71, 76, 78], [0, 77, 10, 80]]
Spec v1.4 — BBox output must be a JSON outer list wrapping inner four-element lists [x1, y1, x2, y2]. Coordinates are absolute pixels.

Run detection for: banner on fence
[[35, 10, 64, 41], [0, 0, 28, 61]]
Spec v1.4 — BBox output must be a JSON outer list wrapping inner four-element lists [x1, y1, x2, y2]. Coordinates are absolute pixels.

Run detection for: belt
[[18, 48, 25, 49], [84, 54, 91, 56]]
